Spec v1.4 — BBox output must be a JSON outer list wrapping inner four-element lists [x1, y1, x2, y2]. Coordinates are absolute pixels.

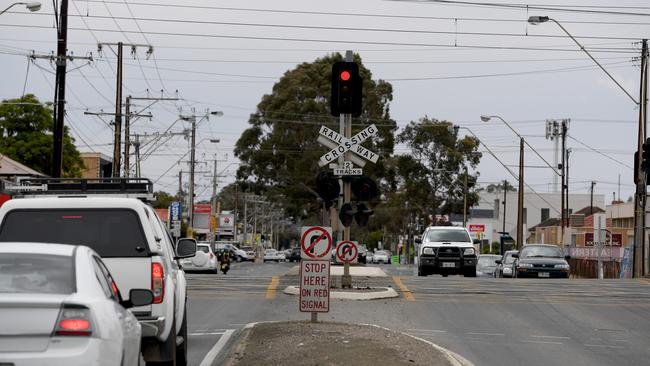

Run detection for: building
[[466, 191, 605, 244], [79, 152, 112, 178], [0, 153, 47, 207]]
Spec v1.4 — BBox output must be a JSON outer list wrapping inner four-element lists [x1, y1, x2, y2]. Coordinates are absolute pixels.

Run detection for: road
[[185, 261, 650, 366]]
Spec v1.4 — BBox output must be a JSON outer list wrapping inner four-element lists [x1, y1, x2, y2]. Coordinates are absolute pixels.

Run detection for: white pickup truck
[[416, 226, 478, 277], [0, 178, 196, 365]]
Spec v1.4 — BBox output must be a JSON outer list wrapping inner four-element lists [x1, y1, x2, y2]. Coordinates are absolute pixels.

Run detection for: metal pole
[[234, 184, 239, 243], [111, 42, 123, 177], [52, 0, 69, 178], [561, 120, 566, 246], [123, 96, 131, 177], [517, 137, 524, 249], [463, 167, 468, 227], [243, 196, 248, 248], [590, 181, 596, 216], [134, 135, 141, 177], [634, 39, 648, 278], [502, 180, 507, 233], [188, 115, 196, 231], [211, 157, 217, 246]]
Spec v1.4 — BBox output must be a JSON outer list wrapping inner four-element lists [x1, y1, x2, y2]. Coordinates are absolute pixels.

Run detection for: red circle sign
[[336, 241, 358, 263], [301, 226, 333, 259]]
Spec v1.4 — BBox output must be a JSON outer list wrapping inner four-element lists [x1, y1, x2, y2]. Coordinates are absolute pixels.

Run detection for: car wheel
[[145, 319, 177, 366], [236, 256, 242, 262], [417, 267, 426, 277], [176, 308, 188, 366], [463, 267, 477, 278]]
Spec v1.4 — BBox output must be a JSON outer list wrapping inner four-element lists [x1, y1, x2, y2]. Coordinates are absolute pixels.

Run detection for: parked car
[[357, 245, 368, 264], [263, 249, 282, 262], [0, 242, 153, 366], [495, 250, 519, 278], [241, 246, 256, 260], [366, 251, 374, 264], [181, 243, 218, 273], [287, 247, 301, 262], [277, 250, 286, 262], [416, 226, 478, 277], [0, 178, 197, 365], [215, 241, 249, 262], [373, 250, 391, 264], [514, 244, 571, 279], [476, 254, 501, 277]]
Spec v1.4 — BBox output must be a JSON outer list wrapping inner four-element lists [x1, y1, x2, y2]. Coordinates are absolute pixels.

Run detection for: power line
[[568, 135, 634, 170]]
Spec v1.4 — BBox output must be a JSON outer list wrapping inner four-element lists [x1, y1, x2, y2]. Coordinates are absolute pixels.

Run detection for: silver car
[[0, 242, 153, 366]]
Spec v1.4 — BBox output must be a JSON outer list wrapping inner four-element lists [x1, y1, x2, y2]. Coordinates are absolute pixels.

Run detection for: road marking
[[265, 276, 279, 299], [189, 332, 226, 336], [392, 276, 415, 301], [521, 340, 564, 345], [199, 329, 235, 366], [530, 335, 571, 340], [584, 344, 626, 349], [467, 332, 505, 336]]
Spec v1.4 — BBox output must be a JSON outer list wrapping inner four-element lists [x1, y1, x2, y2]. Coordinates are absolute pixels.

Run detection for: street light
[[0, 2, 41, 15], [480, 115, 526, 249], [527, 16, 637, 105]]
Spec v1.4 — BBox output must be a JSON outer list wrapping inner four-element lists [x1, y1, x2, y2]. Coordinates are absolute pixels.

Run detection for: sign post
[[300, 226, 332, 322]]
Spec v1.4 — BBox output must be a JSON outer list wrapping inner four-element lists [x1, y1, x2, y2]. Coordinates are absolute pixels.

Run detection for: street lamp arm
[[0, 3, 20, 15], [458, 126, 520, 183], [487, 115, 560, 176], [547, 17, 638, 105]]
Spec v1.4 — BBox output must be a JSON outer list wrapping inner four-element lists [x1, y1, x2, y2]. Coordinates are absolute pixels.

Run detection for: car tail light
[[152, 262, 164, 304], [54, 305, 93, 336]]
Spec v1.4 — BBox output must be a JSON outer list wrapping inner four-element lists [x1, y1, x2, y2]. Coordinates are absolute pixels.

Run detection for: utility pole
[[243, 195, 248, 247], [463, 167, 468, 227], [502, 180, 507, 233], [566, 147, 571, 229], [133, 135, 141, 177], [123, 96, 131, 177], [112, 42, 123, 177], [517, 137, 525, 249], [634, 39, 648, 278], [590, 181, 596, 216], [52, 0, 69, 178], [234, 184, 239, 243], [189, 115, 196, 230]]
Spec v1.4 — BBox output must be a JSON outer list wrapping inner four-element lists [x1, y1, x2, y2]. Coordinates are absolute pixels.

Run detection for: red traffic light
[[340, 70, 351, 81]]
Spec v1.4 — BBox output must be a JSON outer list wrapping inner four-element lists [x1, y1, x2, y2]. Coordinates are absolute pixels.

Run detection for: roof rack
[[3, 177, 155, 201]]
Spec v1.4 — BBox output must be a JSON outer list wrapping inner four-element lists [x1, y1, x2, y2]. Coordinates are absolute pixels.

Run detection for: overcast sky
[[1, 0, 648, 209]]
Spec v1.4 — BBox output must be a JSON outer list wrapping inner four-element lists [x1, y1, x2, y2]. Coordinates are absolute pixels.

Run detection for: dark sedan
[[514, 244, 571, 279], [287, 247, 301, 262]]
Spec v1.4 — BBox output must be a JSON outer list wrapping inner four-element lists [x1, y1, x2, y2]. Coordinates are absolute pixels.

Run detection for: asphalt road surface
[[185, 261, 650, 366]]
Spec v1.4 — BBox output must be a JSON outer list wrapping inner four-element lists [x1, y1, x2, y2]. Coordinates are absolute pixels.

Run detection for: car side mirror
[[121, 289, 154, 309], [512, 253, 519, 258], [565, 255, 571, 260], [176, 238, 197, 259], [414, 238, 422, 244], [473, 239, 481, 245], [495, 259, 502, 264]]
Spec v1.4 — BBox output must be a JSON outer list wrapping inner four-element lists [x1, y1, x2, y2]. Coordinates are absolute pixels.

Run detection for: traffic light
[[351, 176, 378, 201], [316, 171, 340, 204], [339, 203, 355, 227], [354, 203, 374, 227], [331, 62, 362, 117], [643, 138, 650, 183]]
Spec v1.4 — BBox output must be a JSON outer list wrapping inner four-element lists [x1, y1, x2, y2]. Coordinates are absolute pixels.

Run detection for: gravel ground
[[225, 321, 457, 366]]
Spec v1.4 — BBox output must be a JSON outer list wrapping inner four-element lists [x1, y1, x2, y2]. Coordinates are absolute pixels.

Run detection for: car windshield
[[478, 256, 499, 268], [0, 254, 74, 294], [520, 246, 563, 258], [376, 250, 390, 256], [197, 246, 210, 253], [504, 253, 517, 264], [0, 209, 149, 257], [425, 229, 471, 243]]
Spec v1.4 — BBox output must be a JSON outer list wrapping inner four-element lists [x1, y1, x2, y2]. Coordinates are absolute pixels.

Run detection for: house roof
[[572, 206, 605, 216], [528, 217, 561, 231], [0, 154, 46, 177]]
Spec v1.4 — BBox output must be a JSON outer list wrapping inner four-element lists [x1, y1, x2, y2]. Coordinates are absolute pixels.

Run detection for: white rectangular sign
[[299, 260, 330, 313], [334, 168, 362, 175], [318, 124, 379, 166]]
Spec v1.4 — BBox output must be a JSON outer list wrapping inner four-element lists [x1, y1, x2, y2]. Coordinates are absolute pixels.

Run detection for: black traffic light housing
[[337, 175, 379, 228], [642, 138, 650, 183], [354, 203, 374, 226], [316, 171, 340, 204], [331, 61, 362, 117], [339, 203, 355, 227]]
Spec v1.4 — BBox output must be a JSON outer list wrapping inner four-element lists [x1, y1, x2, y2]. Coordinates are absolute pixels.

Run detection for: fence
[[568, 258, 621, 279]]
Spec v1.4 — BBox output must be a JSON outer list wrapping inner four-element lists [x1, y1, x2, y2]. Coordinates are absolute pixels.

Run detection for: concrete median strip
[[287, 265, 388, 277], [222, 321, 474, 366], [283, 285, 398, 300]]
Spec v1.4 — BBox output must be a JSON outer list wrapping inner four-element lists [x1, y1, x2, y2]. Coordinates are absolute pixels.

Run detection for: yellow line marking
[[393, 276, 415, 301], [265, 276, 279, 300]]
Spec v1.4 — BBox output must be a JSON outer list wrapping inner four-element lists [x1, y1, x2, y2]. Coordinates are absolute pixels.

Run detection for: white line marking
[[584, 344, 626, 349], [467, 332, 505, 336], [195, 329, 229, 332], [189, 332, 226, 336], [406, 329, 448, 333], [199, 329, 235, 366], [521, 340, 564, 345], [530, 335, 571, 340]]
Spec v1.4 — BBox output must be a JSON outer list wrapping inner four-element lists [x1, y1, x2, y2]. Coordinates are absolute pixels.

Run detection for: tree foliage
[[0, 94, 84, 176], [234, 53, 396, 220], [395, 117, 482, 217], [483, 180, 517, 193]]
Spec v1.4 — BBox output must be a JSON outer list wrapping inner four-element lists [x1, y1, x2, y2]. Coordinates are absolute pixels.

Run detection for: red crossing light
[[340, 71, 351, 81]]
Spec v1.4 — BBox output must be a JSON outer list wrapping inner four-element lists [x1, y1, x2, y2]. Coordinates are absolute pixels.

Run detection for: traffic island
[[222, 321, 471, 366], [283, 285, 398, 300]]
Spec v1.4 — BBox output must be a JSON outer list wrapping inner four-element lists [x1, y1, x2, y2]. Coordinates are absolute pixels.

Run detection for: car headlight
[[463, 248, 475, 256], [555, 264, 570, 270], [518, 263, 533, 268], [423, 247, 434, 255]]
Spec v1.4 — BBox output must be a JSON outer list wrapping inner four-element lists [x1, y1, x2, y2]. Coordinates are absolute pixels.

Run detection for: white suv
[[416, 226, 478, 277], [0, 180, 196, 366]]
